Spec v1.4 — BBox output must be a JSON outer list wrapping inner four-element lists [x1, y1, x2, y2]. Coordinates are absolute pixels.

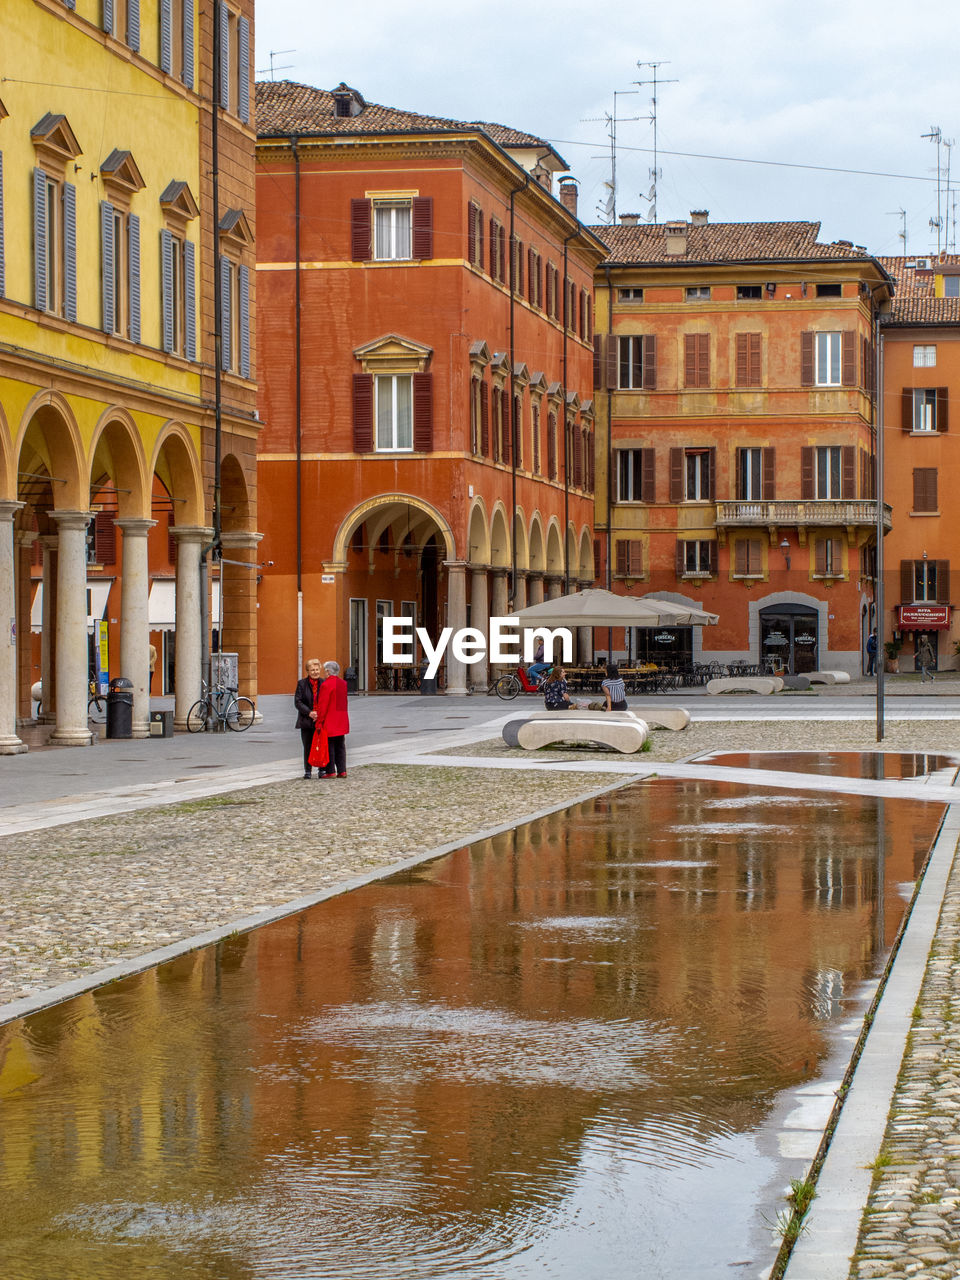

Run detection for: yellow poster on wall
[[97, 620, 109, 692]]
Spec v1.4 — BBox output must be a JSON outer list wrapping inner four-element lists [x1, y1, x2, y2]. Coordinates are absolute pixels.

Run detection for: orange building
[[878, 255, 960, 674], [591, 215, 893, 675], [254, 81, 605, 694]]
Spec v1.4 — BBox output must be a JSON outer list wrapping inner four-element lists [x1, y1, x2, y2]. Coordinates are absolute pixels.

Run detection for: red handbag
[[307, 726, 329, 769]]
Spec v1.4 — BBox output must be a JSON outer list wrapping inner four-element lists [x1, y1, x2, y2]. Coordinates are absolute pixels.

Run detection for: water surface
[[0, 775, 944, 1278]]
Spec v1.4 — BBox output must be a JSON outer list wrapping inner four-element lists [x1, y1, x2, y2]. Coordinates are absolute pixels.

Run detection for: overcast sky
[[255, 0, 960, 259]]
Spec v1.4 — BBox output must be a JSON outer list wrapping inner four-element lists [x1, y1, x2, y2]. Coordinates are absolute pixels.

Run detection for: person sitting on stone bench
[[601, 663, 628, 712], [543, 666, 577, 712]]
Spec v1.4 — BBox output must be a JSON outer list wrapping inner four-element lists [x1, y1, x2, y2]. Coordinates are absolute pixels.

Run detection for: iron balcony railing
[[715, 499, 892, 530]]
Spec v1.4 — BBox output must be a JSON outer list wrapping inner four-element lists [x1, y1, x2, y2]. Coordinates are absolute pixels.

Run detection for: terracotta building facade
[[255, 82, 604, 694], [590, 215, 892, 676], [878, 255, 960, 675]]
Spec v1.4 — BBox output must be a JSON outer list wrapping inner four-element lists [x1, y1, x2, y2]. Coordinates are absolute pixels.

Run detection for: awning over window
[[899, 604, 951, 630], [31, 580, 113, 632], [148, 580, 177, 630]]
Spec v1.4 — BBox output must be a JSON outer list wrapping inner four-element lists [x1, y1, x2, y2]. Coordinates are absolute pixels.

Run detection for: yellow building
[[0, 0, 259, 751]]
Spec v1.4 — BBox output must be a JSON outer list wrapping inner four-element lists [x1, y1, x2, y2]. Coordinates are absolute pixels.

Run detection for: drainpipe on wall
[[561, 229, 578, 595], [508, 174, 529, 608], [603, 263, 614, 659], [292, 136, 303, 677], [875, 305, 885, 742]]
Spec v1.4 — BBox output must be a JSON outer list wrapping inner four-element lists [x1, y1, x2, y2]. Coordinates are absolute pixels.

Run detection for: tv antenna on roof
[[887, 207, 907, 254], [583, 89, 640, 224], [635, 60, 677, 225], [922, 126, 944, 253], [256, 49, 296, 80]]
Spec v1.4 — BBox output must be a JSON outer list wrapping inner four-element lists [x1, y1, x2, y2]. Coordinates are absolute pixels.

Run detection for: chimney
[[664, 219, 688, 256], [690, 209, 709, 226], [619, 212, 641, 226], [558, 177, 579, 218]]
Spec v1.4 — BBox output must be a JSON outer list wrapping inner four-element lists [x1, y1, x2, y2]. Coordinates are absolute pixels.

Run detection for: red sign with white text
[[898, 605, 950, 630]]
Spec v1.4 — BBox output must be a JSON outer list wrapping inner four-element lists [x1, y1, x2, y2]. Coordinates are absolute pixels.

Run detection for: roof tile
[[592, 220, 876, 265]]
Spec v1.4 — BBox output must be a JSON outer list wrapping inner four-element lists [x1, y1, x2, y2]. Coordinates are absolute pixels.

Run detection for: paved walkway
[[4, 691, 960, 1277]]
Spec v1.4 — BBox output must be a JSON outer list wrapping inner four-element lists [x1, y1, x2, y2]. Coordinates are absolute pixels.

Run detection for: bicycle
[[186, 682, 256, 732], [493, 666, 548, 700], [88, 679, 106, 723]]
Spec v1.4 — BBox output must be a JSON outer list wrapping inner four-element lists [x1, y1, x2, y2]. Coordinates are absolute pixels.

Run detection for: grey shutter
[[101, 200, 115, 333], [63, 182, 77, 322], [218, 1, 230, 110], [64, 0, 75, 8], [127, 0, 140, 50], [220, 256, 231, 370], [184, 238, 196, 360], [237, 16, 250, 124], [128, 212, 140, 343], [0, 153, 5, 298], [182, 0, 194, 87], [160, 228, 174, 352], [159, 0, 173, 73], [33, 168, 47, 310], [102, 0, 114, 33], [238, 263, 250, 377]]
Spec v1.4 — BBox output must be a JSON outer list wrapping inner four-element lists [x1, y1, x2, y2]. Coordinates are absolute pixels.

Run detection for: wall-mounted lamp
[[922, 549, 928, 560], [780, 537, 791, 570]]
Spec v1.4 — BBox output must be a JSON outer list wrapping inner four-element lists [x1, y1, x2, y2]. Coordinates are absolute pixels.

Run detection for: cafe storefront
[[632, 626, 694, 668], [760, 604, 819, 675]]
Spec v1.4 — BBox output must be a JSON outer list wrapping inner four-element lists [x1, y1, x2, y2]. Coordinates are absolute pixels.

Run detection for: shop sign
[[764, 631, 787, 646], [899, 604, 950, 630], [654, 632, 676, 644]]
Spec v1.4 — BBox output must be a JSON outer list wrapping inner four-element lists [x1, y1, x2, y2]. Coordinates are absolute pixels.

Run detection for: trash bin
[[345, 666, 358, 694], [420, 661, 437, 695], [106, 676, 134, 739]]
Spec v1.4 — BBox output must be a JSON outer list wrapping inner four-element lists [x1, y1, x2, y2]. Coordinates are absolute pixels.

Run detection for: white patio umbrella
[[508, 588, 718, 628]]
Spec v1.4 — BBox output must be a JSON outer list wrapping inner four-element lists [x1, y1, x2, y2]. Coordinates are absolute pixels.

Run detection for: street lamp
[[779, 537, 791, 571]]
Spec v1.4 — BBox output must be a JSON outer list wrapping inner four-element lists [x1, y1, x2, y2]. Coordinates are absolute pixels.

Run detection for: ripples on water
[[0, 773, 945, 1279]]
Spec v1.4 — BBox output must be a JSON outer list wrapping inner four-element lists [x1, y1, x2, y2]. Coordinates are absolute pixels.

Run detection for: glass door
[[349, 599, 368, 692]]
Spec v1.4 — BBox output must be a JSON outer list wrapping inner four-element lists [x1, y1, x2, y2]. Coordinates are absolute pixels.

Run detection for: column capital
[[490, 566, 509, 580], [50, 509, 93, 532], [0, 500, 25, 524], [15, 528, 38, 549], [170, 525, 214, 545], [115, 518, 158, 537], [443, 560, 468, 573], [220, 530, 263, 550], [38, 533, 59, 551]]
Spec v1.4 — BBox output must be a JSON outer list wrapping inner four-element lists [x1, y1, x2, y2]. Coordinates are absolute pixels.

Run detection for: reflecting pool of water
[[699, 751, 958, 781], [0, 776, 945, 1279]]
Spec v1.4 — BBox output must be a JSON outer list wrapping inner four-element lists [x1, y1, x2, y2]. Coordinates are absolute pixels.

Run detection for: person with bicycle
[[526, 639, 550, 686], [294, 658, 325, 778]]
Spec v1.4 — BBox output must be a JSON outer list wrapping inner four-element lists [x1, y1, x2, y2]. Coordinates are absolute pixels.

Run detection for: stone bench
[[781, 675, 812, 691], [625, 704, 691, 731], [502, 710, 649, 754], [806, 670, 850, 685], [706, 676, 784, 695]]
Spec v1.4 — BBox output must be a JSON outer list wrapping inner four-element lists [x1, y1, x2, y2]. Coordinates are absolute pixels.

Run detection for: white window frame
[[913, 344, 937, 368], [815, 445, 842, 499], [685, 285, 711, 301], [375, 374, 413, 451], [915, 560, 938, 602], [685, 450, 710, 501], [683, 539, 713, 575], [618, 335, 646, 389], [943, 276, 960, 298], [913, 388, 938, 432], [616, 449, 644, 502], [739, 447, 763, 501], [815, 332, 842, 386], [42, 173, 63, 315], [374, 201, 412, 261]]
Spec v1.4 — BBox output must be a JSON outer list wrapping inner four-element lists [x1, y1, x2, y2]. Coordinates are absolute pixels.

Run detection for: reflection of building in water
[[0, 783, 941, 1272]]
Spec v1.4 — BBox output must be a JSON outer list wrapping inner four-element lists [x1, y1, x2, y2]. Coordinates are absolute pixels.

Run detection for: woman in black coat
[[294, 658, 324, 778]]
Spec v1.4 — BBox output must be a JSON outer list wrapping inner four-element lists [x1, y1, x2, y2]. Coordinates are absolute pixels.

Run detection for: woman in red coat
[[315, 659, 350, 777]]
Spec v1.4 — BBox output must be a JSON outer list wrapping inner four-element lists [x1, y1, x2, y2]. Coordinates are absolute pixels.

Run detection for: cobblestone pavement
[[850, 857, 960, 1279]]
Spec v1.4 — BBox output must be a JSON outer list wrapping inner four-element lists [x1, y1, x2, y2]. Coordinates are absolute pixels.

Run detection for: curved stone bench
[[781, 675, 812, 691], [625, 705, 691, 731], [706, 676, 781, 695], [502, 710, 649, 753], [806, 670, 850, 685]]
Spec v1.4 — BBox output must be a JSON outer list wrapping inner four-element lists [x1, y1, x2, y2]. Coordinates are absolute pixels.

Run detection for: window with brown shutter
[[841, 330, 856, 385], [467, 203, 476, 266], [734, 537, 763, 577], [684, 333, 710, 387], [572, 422, 583, 486], [735, 332, 762, 387], [350, 198, 372, 261], [411, 198, 433, 259], [900, 559, 914, 603], [413, 372, 433, 451], [532, 405, 540, 474], [498, 225, 506, 285], [841, 445, 855, 498], [547, 412, 557, 479], [470, 377, 479, 454], [814, 537, 842, 576], [937, 387, 949, 432], [480, 381, 489, 456], [800, 446, 815, 499], [352, 373, 374, 452], [800, 331, 815, 386], [762, 447, 776, 499], [94, 511, 116, 565], [615, 540, 643, 577], [593, 538, 601, 580], [669, 447, 684, 502], [913, 467, 938, 512], [937, 560, 950, 603]]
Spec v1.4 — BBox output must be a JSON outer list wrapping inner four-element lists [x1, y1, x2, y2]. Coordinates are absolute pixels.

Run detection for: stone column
[[513, 572, 527, 611], [528, 575, 545, 606], [38, 534, 58, 722], [49, 511, 93, 746], [489, 569, 509, 678], [15, 529, 37, 726], [469, 566, 489, 691], [546, 576, 562, 600], [171, 526, 211, 729], [444, 562, 469, 695], [578, 627, 594, 665], [116, 518, 156, 739], [0, 502, 27, 753], [220, 529, 263, 703]]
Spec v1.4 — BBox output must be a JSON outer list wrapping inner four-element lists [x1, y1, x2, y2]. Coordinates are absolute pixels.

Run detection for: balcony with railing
[[715, 499, 892, 531]]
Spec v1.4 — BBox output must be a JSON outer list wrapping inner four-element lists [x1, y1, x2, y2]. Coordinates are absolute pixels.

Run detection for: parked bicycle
[[186, 681, 256, 732], [33, 676, 107, 723]]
